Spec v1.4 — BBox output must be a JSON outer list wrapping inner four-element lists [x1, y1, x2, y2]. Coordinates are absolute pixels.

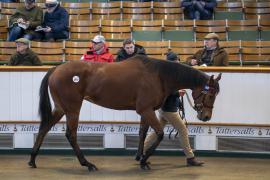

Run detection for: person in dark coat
[[144, 51, 204, 166], [181, 0, 217, 20], [8, 38, 42, 66], [115, 38, 146, 62], [36, 0, 69, 41]]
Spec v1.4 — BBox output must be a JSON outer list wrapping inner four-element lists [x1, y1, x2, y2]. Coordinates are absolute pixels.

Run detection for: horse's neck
[[166, 69, 208, 92]]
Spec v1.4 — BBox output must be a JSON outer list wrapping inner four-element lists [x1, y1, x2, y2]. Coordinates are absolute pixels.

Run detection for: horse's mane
[[135, 55, 209, 89]]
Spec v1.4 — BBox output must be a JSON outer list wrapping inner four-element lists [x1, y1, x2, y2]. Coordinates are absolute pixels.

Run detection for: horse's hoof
[[140, 162, 151, 170], [87, 164, 98, 172], [135, 155, 141, 161], [28, 161, 37, 168]]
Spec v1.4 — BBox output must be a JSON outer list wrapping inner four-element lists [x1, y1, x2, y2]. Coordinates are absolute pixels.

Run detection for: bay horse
[[28, 55, 221, 171]]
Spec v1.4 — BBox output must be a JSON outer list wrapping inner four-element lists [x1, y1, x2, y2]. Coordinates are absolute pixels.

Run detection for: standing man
[[8, 38, 42, 66], [144, 51, 204, 166], [8, 0, 43, 41], [37, 0, 69, 41], [81, 35, 114, 63], [186, 33, 228, 66], [115, 38, 146, 62]]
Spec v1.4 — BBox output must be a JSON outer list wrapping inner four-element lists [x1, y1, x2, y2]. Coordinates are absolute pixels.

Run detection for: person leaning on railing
[[186, 33, 229, 66]]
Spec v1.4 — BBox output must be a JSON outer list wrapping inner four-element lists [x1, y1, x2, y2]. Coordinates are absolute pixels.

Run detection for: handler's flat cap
[[15, 38, 30, 45], [204, 33, 219, 40]]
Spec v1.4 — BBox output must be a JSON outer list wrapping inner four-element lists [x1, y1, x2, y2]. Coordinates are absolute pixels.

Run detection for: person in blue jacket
[[181, 0, 217, 20], [36, 0, 69, 41]]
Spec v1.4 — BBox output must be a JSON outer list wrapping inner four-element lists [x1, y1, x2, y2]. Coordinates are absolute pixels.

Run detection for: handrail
[[1, 66, 270, 73]]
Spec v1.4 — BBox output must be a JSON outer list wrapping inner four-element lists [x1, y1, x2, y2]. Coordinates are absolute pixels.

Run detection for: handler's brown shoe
[[186, 157, 204, 166]]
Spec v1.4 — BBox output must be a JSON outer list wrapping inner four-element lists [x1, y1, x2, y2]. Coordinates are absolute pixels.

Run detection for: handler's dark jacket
[[8, 48, 42, 66], [115, 44, 146, 62], [162, 91, 181, 112], [186, 46, 228, 66], [9, 5, 43, 35]]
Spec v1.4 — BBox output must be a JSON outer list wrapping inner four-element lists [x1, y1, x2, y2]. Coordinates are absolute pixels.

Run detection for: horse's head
[[192, 73, 222, 122]]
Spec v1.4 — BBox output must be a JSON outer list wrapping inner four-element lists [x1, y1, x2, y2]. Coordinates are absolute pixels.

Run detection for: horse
[[28, 55, 221, 171]]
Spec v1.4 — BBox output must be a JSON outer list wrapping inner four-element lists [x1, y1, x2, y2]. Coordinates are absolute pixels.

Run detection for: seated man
[[8, 0, 43, 41], [186, 33, 228, 66], [81, 35, 114, 63], [181, 0, 217, 20], [8, 38, 42, 66], [36, 0, 69, 41], [115, 38, 146, 62]]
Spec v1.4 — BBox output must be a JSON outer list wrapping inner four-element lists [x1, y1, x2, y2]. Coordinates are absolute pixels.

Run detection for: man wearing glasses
[[36, 0, 69, 41], [81, 35, 114, 63], [186, 33, 228, 66]]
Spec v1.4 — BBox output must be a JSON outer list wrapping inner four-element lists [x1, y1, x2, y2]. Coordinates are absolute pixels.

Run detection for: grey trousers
[[144, 109, 194, 158]]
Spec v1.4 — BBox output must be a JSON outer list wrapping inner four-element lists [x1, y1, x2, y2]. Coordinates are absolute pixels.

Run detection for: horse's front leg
[[139, 109, 164, 170], [135, 120, 149, 161], [65, 113, 98, 172]]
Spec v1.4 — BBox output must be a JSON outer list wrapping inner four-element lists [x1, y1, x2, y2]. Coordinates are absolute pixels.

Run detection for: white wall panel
[[0, 71, 270, 125]]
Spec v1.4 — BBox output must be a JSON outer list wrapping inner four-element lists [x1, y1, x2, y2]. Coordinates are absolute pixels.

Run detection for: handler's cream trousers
[[144, 109, 194, 158]]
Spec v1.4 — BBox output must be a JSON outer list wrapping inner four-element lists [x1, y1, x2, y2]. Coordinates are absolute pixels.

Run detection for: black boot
[[186, 157, 204, 166]]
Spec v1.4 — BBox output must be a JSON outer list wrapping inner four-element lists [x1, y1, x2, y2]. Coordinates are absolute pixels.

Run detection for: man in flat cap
[[186, 33, 228, 66], [8, 0, 43, 41], [8, 38, 42, 66], [36, 0, 69, 41], [81, 35, 114, 63], [143, 50, 205, 167]]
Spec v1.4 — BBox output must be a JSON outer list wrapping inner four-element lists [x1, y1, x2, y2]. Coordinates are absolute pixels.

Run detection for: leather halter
[[193, 85, 218, 112]]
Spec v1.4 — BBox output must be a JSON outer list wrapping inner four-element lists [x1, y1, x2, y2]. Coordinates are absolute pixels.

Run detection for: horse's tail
[[38, 67, 56, 130]]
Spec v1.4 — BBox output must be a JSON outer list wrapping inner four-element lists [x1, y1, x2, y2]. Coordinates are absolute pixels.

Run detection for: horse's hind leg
[[139, 109, 164, 170], [29, 107, 64, 168], [135, 120, 149, 161], [65, 112, 98, 172]]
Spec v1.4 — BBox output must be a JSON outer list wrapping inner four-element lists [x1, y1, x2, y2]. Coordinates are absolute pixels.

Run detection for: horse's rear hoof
[[28, 161, 37, 168], [87, 164, 98, 172], [140, 162, 151, 170]]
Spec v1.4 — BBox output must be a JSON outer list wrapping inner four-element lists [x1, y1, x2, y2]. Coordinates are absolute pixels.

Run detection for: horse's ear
[[209, 75, 215, 85], [215, 73, 222, 82]]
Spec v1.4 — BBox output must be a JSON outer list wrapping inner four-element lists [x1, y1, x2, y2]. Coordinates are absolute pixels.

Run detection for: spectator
[[36, 0, 69, 41], [8, 38, 42, 66], [115, 38, 146, 62], [143, 51, 204, 167], [186, 33, 228, 66], [8, 0, 43, 41], [81, 35, 114, 63], [181, 0, 217, 20]]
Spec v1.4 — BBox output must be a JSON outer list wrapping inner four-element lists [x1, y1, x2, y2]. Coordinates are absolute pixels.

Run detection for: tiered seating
[[195, 20, 227, 40], [122, 2, 152, 20], [101, 20, 131, 41], [62, 2, 90, 20], [136, 41, 169, 59], [91, 2, 121, 20], [69, 20, 100, 40], [0, 41, 16, 63], [0, 19, 8, 40], [215, 2, 243, 20], [132, 20, 163, 41], [153, 2, 184, 20], [227, 19, 259, 40], [163, 20, 194, 41], [31, 41, 64, 64]]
